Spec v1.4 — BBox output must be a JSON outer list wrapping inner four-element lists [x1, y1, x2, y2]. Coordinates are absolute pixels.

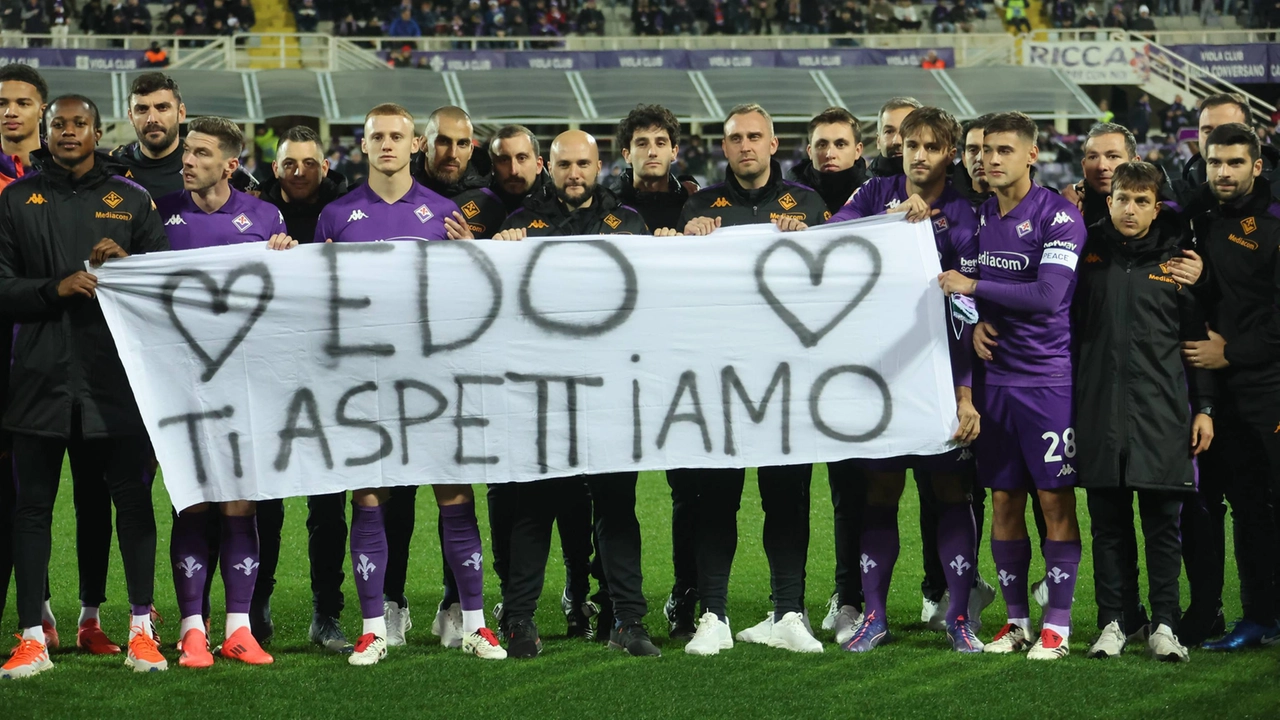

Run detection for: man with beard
[[253, 125, 353, 654], [448, 125, 550, 239], [1181, 123, 1280, 650], [0, 95, 169, 679], [494, 130, 657, 660], [829, 107, 985, 654], [678, 104, 828, 657], [789, 106, 868, 214], [1176, 93, 1280, 203], [868, 96, 922, 178], [111, 73, 257, 197], [411, 105, 488, 199]]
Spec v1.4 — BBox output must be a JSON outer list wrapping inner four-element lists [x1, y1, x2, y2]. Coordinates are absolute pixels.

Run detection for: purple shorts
[[858, 447, 974, 474], [974, 384, 1077, 491]]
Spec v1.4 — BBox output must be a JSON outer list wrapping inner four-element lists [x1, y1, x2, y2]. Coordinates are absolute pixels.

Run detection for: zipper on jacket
[[1118, 260, 1134, 483]]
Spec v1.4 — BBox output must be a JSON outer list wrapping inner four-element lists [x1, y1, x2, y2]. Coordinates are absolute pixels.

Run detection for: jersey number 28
[[1042, 428, 1076, 463]]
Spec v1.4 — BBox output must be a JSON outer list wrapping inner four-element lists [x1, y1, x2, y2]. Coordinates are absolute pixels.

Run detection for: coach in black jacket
[[0, 96, 168, 655], [1075, 162, 1214, 660], [495, 130, 658, 662], [449, 125, 554, 240], [1182, 124, 1280, 650], [676, 104, 827, 656]]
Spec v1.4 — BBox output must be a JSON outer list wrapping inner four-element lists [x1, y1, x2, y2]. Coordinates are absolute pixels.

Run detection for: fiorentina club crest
[[932, 216, 949, 232], [233, 213, 253, 232], [1016, 220, 1033, 238], [415, 204, 434, 223]]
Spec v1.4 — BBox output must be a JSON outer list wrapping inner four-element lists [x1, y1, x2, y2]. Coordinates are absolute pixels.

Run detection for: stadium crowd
[[1, 63, 1280, 680]]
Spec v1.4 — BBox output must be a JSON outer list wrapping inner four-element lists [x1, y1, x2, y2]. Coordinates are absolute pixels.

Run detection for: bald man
[[410, 105, 490, 199], [496, 130, 650, 238], [496, 131, 655, 660]]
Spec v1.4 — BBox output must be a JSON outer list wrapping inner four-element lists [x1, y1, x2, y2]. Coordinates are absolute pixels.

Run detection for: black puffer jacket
[[499, 184, 649, 236], [679, 160, 828, 229], [788, 157, 869, 214], [1074, 212, 1214, 491], [259, 168, 350, 244], [617, 170, 690, 232], [0, 150, 170, 438]]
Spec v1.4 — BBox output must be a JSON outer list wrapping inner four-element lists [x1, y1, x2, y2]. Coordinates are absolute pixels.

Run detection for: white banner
[[95, 217, 959, 511], [1023, 40, 1154, 85]]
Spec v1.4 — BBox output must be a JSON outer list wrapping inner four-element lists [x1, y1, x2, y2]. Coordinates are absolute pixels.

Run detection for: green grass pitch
[[2, 465, 1277, 718]]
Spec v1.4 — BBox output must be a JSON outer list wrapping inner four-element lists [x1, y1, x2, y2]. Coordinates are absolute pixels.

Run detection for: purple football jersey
[[314, 181, 460, 244], [155, 189, 286, 250], [829, 175, 978, 276], [974, 183, 1086, 387]]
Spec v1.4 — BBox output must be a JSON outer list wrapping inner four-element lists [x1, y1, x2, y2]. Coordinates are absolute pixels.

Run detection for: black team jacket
[[617, 170, 690, 231], [499, 184, 649, 236], [1073, 212, 1213, 492], [259, 168, 350, 244], [111, 140, 259, 197], [1184, 177, 1280, 396], [410, 150, 492, 199], [788, 157, 869, 214], [453, 170, 554, 239], [0, 150, 169, 438], [679, 159, 829, 229]]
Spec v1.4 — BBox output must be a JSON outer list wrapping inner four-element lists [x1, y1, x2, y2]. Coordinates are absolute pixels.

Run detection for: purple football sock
[[859, 504, 899, 621], [440, 502, 485, 612], [991, 538, 1032, 620], [219, 514, 259, 615], [1042, 539, 1082, 629], [351, 505, 389, 620], [938, 502, 978, 622], [170, 510, 210, 620]]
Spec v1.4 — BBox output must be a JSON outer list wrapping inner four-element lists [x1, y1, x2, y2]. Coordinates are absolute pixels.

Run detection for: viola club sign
[[95, 218, 960, 510], [1022, 41, 1152, 84]]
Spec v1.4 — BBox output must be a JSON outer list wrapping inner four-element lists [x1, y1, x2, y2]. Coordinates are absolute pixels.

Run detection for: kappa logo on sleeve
[[1242, 216, 1257, 235], [528, 219, 549, 229], [348, 209, 368, 222], [1085, 252, 1102, 264], [1051, 211, 1074, 226], [414, 204, 434, 223], [603, 213, 622, 229], [103, 191, 124, 209], [778, 193, 797, 210], [461, 200, 481, 218], [710, 197, 732, 208], [1016, 220, 1033, 237], [25, 193, 45, 205], [232, 213, 253, 232]]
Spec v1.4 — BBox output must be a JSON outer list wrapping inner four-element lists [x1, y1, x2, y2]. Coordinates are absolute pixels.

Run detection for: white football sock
[[1044, 622, 1071, 639], [180, 615, 205, 637], [41, 600, 56, 627], [78, 606, 99, 625], [461, 609, 484, 634], [22, 625, 45, 645], [226, 612, 251, 637], [1009, 617, 1031, 635], [130, 614, 152, 639], [363, 616, 387, 638]]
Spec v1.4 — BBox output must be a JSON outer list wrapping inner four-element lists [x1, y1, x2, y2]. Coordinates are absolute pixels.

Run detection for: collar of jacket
[[524, 182, 623, 221], [1094, 210, 1186, 258], [492, 168, 553, 212], [30, 148, 124, 189], [723, 158, 788, 203], [262, 168, 349, 206], [789, 157, 867, 208], [618, 169, 690, 204], [413, 150, 491, 197], [867, 154, 903, 178]]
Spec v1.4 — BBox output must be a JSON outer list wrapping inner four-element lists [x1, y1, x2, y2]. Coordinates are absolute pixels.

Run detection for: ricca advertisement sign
[[1022, 41, 1153, 84]]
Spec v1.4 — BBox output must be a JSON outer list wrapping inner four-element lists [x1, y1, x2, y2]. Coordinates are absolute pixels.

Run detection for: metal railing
[[1028, 28, 1276, 46]]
